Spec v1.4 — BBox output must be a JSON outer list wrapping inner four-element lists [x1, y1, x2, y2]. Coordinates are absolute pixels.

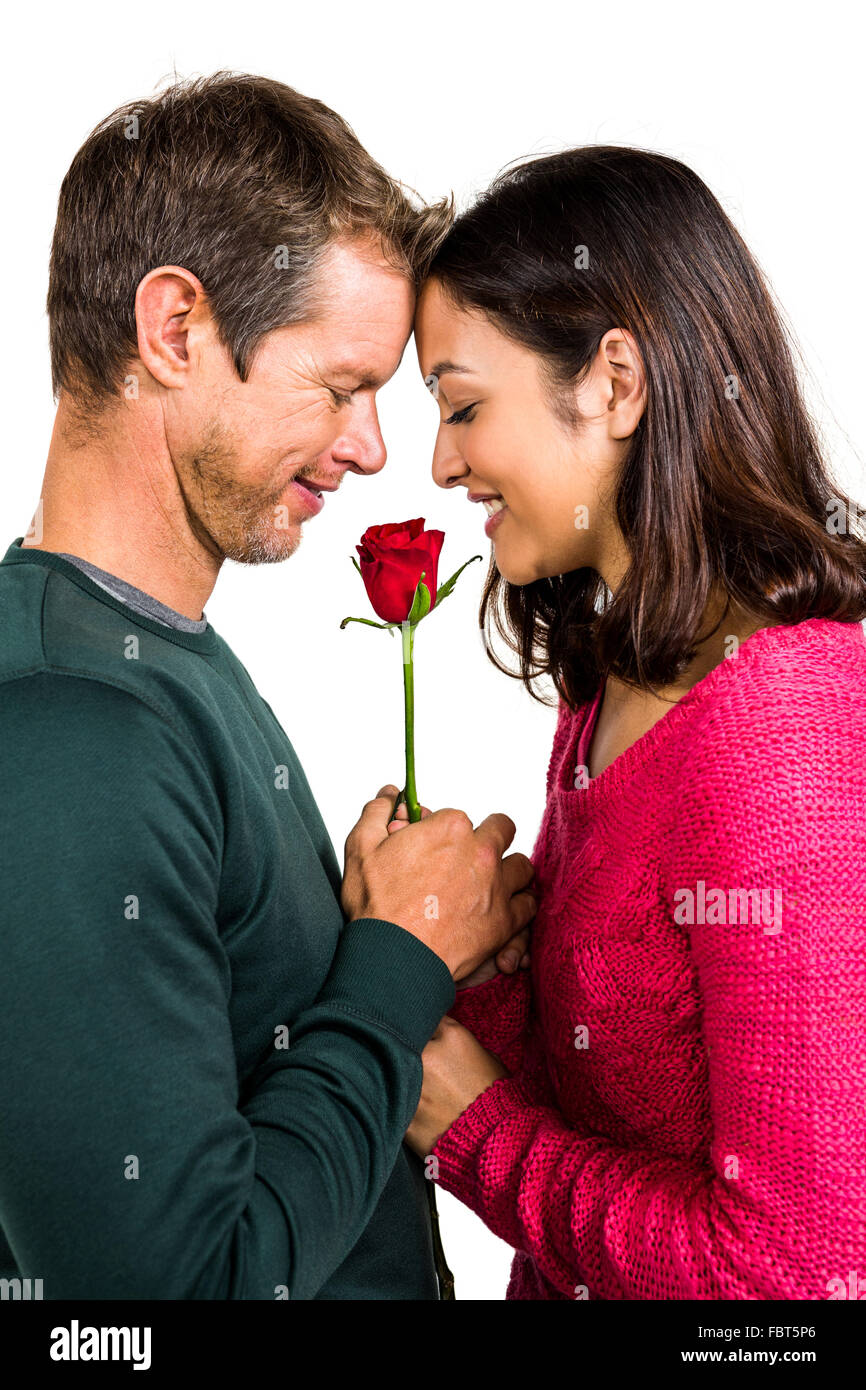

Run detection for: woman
[[398, 146, 866, 1299]]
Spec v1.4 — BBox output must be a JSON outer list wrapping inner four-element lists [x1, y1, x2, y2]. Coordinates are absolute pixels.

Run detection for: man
[[0, 72, 535, 1299]]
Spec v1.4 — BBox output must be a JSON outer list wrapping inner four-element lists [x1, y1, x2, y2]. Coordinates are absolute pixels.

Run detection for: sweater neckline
[[556, 617, 852, 809], [2, 538, 220, 654]]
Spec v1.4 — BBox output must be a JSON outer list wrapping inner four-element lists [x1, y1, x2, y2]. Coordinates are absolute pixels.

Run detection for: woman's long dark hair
[[426, 146, 866, 708]]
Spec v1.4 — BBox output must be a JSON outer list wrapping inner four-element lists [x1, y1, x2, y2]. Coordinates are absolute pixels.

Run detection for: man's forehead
[[322, 337, 410, 387], [313, 273, 414, 358], [314, 235, 415, 304]]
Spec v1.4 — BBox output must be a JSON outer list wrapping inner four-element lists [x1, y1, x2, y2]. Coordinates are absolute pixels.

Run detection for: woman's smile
[[482, 500, 508, 537], [468, 489, 508, 537]]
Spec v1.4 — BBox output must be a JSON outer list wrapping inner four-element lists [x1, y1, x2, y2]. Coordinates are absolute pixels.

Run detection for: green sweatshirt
[[0, 537, 455, 1300]]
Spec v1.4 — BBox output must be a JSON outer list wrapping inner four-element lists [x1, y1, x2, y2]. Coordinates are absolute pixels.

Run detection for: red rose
[[356, 518, 445, 623]]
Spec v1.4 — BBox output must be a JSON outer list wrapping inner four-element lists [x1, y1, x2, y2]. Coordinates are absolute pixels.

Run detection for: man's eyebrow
[[329, 368, 383, 389], [331, 346, 406, 390]]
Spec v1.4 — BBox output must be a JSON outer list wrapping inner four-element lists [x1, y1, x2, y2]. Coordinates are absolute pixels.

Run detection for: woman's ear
[[600, 327, 647, 439]]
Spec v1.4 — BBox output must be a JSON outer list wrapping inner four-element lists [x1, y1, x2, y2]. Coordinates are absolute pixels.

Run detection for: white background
[[3, 0, 863, 1298]]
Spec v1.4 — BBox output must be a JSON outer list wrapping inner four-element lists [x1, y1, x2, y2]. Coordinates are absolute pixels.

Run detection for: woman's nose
[[431, 431, 468, 490]]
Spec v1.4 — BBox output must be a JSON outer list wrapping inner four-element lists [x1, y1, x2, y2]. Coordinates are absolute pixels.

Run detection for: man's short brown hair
[[47, 70, 454, 411]]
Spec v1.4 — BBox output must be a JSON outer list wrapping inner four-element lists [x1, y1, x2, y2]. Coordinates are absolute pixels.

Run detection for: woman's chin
[[494, 553, 539, 586], [490, 529, 564, 586], [499, 562, 567, 589]]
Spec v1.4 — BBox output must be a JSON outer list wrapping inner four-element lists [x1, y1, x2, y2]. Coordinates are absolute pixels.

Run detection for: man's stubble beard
[[181, 417, 304, 565]]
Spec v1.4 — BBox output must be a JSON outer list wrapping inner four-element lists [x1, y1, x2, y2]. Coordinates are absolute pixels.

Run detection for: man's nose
[[331, 395, 385, 476]]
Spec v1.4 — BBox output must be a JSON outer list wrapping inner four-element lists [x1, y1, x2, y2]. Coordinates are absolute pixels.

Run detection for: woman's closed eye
[[445, 403, 477, 425]]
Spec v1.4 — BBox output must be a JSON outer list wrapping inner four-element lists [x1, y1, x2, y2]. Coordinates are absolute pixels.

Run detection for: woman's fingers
[[495, 926, 531, 973]]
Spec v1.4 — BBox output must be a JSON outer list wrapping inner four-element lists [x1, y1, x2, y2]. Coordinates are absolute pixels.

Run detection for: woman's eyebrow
[[428, 360, 474, 377]]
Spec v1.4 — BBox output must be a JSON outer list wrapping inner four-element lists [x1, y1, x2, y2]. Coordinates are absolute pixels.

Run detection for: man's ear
[[600, 327, 647, 439], [133, 265, 209, 390]]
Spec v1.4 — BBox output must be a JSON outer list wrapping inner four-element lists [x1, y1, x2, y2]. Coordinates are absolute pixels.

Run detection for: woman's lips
[[484, 503, 508, 537]]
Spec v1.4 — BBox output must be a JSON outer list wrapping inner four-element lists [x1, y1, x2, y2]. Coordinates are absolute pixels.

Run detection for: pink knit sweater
[[433, 617, 866, 1299]]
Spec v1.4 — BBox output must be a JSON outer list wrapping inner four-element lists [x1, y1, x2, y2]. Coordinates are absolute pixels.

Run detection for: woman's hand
[[405, 1015, 509, 1157], [455, 924, 531, 988], [388, 797, 533, 987]]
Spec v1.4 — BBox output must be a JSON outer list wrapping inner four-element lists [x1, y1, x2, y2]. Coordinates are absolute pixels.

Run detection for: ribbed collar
[[2, 538, 220, 654]]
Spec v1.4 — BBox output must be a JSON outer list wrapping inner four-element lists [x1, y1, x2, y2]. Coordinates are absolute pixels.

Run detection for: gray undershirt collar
[[53, 553, 208, 633]]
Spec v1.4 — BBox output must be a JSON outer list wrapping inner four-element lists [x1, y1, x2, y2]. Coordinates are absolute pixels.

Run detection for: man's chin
[[221, 516, 304, 565]]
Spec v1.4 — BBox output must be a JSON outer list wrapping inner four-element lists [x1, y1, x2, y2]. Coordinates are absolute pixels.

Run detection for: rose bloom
[[356, 518, 445, 623]]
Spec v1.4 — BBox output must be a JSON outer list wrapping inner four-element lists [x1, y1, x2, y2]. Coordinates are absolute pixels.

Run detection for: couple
[[1, 70, 864, 1302]]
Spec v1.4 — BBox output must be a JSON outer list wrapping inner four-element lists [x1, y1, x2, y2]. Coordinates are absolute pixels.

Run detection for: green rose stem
[[401, 617, 421, 824], [341, 549, 482, 1304], [342, 554, 482, 841], [403, 574, 453, 1300]]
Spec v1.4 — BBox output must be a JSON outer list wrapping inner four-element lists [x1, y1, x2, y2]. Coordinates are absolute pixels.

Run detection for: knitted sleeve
[[431, 667, 866, 1299], [447, 968, 533, 1073]]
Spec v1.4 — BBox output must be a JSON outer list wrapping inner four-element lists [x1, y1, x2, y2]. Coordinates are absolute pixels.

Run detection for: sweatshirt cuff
[[316, 917, 456, 1053]]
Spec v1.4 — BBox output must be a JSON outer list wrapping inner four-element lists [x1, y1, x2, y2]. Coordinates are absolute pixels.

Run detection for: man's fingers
[[389, 801, 432, 823], [347, 785, 401, 856], [502, 925, 531, 957], [508, 888, 538, 935], [387, 814, 431, 833], [473, 811, 517, 858], [500, 851, 535, 898]]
